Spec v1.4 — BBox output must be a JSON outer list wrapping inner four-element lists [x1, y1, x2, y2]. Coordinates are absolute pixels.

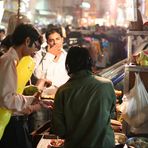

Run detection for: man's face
[[47, 32, 63, 50]]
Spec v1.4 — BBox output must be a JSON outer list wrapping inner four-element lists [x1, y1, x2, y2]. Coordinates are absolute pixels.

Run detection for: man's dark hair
[[45, 25, 63, 40], [11, 23, 42, 46], [65, 46, 93, 75]]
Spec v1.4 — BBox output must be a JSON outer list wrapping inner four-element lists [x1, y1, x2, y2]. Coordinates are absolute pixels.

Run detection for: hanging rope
[[17, 0, 21, 24]]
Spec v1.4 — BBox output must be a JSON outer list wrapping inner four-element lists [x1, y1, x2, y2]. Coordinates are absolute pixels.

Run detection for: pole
[[17, 0, 21, 23]]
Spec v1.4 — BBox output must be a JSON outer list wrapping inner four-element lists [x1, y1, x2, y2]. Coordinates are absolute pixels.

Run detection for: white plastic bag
[[121, 73, 148, 128]]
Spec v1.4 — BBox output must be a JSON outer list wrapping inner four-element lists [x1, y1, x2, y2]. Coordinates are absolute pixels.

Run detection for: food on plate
[[48, 139, 64, 148], [41, 86, 58, 99], [114, 132, 127, 145], [23, 85, 39, 96], [41, 94, 55, 99]]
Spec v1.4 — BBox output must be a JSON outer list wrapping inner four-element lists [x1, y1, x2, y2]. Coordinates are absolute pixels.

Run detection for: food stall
[[121, 29, 148, 147], [116, 1, 148, 145]]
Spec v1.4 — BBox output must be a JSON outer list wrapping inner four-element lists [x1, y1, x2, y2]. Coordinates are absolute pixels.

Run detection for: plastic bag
[[134, 49, 148, 66], [0, 108, 11, 140], [0, 56, 35, 140], [121, 73, 148, 128], [17, 56, 35, 94]]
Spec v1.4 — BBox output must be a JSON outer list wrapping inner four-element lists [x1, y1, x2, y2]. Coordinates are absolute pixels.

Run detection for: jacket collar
[[70, 70, 92, 80]]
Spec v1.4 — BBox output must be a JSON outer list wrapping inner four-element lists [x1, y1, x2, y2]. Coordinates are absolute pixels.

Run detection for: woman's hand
[[40, 99, 54, 109]]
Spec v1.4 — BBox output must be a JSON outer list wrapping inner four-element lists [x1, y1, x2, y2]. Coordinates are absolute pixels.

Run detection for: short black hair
[[45, 25, 63, 40], [65, 46, 93, 75], [11, 23, 42, 46]]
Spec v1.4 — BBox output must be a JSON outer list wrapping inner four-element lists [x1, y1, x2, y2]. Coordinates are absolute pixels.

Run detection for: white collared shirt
[[0, 48, 34, 113], [34, 47, 69, 87]]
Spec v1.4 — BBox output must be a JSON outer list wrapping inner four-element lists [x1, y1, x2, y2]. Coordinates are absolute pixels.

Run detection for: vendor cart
[[124, 30, 148, 93], [123, 30, 148, 138]]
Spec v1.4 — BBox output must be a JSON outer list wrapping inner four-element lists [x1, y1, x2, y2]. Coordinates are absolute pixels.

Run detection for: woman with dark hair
[[51, 46, 116, 148]]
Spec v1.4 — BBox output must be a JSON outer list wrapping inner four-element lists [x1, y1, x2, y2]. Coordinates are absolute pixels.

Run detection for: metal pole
[[127, 30, 132, 63], [17, 0, 21, 23]]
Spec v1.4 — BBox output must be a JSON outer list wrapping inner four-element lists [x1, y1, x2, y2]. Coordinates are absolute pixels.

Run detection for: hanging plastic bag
[[121, 73, 148, 128], [0, 56, 35, 140]]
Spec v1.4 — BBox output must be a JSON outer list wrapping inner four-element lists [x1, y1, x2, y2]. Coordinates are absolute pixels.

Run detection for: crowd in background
[[1, 24, 128, 70]]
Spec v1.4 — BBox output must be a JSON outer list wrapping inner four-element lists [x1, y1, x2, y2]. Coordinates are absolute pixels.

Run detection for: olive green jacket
[[51, 70, 116, 148]]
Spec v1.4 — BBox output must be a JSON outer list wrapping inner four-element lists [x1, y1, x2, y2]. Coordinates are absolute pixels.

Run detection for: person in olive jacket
[[51, 46, 116, 148]]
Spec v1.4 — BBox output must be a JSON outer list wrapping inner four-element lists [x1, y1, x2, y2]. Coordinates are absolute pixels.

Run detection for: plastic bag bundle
[[125, 73, 148, 117], [0, 56, 35, 140], [121, 73, 148, 128]]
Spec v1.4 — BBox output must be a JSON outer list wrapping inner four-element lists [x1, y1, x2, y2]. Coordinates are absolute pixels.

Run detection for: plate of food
[[114, 132, 127, 145], [37, 135, 64, 148], [48, 139, 64, 148], [41, 86, 58, 99]]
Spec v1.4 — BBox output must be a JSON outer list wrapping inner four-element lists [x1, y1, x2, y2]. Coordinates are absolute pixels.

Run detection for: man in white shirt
[[30, 26, 69, 132], [34, 26, 69, 88]]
